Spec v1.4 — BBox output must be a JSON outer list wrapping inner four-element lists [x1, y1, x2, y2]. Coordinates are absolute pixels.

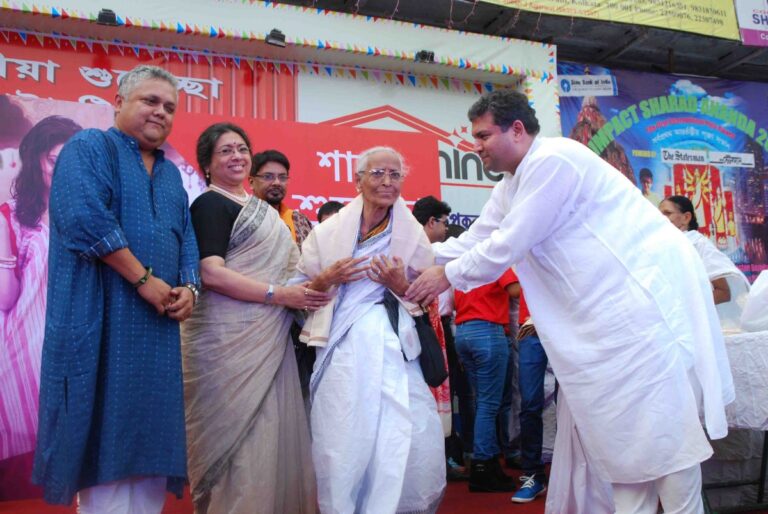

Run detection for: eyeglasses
[[366, 168, 403, 182], [252, 173, 290, 183], [433, 217, 449, 225], [214, 145, 250, 158]]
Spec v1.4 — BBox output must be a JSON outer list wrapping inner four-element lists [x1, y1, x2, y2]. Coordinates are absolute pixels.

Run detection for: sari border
[[228, 197, 268, 251]]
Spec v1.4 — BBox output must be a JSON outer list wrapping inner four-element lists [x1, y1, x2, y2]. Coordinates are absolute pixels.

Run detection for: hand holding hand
[[166, 286, 195, 321], [275, 284, 333, 311], [367, 255, 409, 296], [404, 265, 450, 306], [137, 275, 173, 315]]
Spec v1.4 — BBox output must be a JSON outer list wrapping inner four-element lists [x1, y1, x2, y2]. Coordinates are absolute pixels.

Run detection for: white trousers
[[612, 464, 703, 514], [78, 477, 166, 514]]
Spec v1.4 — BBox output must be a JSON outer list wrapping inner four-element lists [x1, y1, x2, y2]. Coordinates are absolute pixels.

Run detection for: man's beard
[[265, 189, 284, 206]]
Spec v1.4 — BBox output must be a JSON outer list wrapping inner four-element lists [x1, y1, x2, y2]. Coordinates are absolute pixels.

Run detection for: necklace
[[209, 184, 250, 203]]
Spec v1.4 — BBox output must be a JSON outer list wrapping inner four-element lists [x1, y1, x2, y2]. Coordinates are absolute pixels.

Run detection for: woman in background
[[660, 195, 750, 331], [0, 116, 81, 499]]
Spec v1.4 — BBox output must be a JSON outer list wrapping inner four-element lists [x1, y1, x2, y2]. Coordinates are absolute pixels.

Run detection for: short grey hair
[[118, 65, 178, 98], [355, 146, 409, 177]]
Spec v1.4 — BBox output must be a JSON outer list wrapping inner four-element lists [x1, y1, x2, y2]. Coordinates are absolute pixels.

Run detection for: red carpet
[[2, 478, 767, 514], [0, 479, 547, 514]]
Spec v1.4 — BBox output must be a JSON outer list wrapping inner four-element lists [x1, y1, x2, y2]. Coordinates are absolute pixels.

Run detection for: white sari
[[686, 230, 750, 332], [296, 196, 446, 514]]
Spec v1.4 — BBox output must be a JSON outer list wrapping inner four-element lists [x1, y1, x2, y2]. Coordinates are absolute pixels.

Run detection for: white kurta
[[434, 136, 734, 484], [685, 230, 750, 332]]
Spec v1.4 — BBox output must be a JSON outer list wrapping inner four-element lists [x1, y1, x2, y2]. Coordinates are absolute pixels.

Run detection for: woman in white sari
[[297, 147, 446, 514], [181, 123, 330, 514], [660, 195, 750, 331]]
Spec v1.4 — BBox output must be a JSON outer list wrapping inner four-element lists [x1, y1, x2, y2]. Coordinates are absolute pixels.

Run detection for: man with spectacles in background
[[250, 149, 313, 249]]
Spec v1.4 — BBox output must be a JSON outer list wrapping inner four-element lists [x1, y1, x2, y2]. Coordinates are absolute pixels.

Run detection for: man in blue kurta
[[32, 65, 200, 513]]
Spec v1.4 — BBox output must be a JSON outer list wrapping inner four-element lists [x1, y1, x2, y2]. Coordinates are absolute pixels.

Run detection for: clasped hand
[[367, 255, 409, 296], [137, 276, 194, 321]]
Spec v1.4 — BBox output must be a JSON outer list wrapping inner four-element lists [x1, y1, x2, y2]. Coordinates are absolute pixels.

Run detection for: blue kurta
[[32, 127, 200, 505]]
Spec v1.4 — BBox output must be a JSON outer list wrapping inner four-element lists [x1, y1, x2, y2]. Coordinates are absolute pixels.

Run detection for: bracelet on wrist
[[183, 283, 200, 305], [133, 266, 152, 288], [265, 284, 275, 304]]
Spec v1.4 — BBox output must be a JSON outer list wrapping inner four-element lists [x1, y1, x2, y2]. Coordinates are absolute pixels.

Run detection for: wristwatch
[[265, 284, 275, 304], [183, 283, 200, 305]]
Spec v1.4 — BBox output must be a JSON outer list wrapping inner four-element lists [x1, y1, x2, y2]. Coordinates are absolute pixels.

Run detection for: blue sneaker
[[511, 475, 547, 503]]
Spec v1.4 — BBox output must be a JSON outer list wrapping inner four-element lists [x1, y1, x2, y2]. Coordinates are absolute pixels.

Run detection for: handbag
[[382, 291, 448, 388], [290, 320, 315, 390]]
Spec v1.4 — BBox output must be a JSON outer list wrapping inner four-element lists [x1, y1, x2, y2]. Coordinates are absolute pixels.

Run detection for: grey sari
[[181, 197, 316, 514]]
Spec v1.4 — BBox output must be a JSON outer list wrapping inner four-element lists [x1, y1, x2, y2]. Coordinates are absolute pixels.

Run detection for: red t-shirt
[[508, 269, 530, 325], [454, 268, 517, 326]]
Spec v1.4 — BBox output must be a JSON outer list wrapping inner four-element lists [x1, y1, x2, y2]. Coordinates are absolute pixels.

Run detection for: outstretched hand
[[404, 265, 450, 306], [276, 284, 333, 311]]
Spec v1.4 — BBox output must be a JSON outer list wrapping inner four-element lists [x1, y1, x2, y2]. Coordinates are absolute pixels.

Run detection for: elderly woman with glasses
[[295, 146, 446, 514], [181, 123, 330, 514]]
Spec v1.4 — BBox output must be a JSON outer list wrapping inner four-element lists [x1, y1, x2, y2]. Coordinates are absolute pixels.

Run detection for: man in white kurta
[[406, 90, 734, 513]]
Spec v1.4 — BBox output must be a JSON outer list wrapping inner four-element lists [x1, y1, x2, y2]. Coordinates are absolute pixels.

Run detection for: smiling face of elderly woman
[[356, 148, 405, 211]]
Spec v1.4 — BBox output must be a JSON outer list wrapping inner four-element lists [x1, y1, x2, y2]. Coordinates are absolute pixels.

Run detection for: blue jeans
[[496, 338, 518, 458], [519, 332, 548, 479], [455, 320, 509, 461]]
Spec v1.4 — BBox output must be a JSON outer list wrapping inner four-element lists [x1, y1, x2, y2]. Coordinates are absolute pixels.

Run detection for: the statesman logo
[[661, 148, 755, 168], [661, 149, 707, 165]]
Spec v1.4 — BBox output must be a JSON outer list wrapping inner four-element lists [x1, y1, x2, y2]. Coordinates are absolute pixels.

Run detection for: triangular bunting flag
[[407, 75, 416, 86]]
